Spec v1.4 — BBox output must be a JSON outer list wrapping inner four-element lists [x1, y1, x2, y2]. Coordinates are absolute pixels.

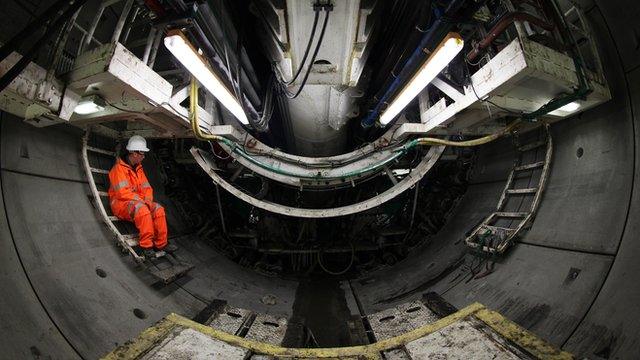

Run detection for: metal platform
[[420, 36, 610, 136], [103, 301, 572, 359]]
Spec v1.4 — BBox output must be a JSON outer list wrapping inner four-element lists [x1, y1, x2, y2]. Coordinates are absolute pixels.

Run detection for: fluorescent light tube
[[164, 30, 249, 125], [558, 101, 580, 112], [379, 33, 464, 126], [74, 95, 106, 115]]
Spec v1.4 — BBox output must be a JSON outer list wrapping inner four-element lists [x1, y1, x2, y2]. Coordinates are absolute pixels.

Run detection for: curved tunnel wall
[[353, 2, 639, 358], [0, 118, 299, 359], [0, 1, 639, 359]]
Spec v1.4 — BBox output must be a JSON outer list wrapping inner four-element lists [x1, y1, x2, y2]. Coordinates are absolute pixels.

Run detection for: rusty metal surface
[[208, 307, 252, 335], [405, 319, 521, 359], [140, 327, 248, 359], [106, 304, 571, 359], [382, 348, 412, 359], [367, 301, 440, 341], [244, 313, 288, 345]]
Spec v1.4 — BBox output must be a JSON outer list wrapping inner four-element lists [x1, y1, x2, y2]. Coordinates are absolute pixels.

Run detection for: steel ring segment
[[190, 145, 445, 218], [217, 141, 404, 188], [214, 123, 407, 188]]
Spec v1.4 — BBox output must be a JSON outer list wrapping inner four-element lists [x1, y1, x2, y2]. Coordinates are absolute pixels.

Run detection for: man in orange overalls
[[108, 135, 177, 257]]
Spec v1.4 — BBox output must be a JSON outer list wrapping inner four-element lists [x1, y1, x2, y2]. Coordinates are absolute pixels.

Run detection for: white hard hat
[[126, 135, 150, 152]]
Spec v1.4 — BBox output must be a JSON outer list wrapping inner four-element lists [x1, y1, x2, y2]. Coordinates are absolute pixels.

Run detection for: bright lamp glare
[[164, 32, 249, 125], [74, 99, 105, 115], [558, 101, 580, 112], [379, 33, 464, 126]]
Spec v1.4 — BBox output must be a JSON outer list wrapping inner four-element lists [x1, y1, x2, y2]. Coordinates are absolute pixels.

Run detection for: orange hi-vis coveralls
[[108, 158, 168, 250]]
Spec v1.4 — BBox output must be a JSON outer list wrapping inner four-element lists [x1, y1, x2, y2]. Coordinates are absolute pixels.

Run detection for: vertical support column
[[48, 6, 83, 80], [142, 27, 157, 64], [111, 0, 135, 43], [121, 5, 139, 44], [83, 2, 107, 49], [418, 90, 430, 124], [147, 29, 164, 68]]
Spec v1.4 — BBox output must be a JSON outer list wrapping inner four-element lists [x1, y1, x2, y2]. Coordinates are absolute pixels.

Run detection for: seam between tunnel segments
[[561, 4, 637, 348], [624, 62, 640, 75], [1, 166, 214, 310], [3, 166, 212, 314], [1, 167, 89, 184], [517, 241, 616, 257]]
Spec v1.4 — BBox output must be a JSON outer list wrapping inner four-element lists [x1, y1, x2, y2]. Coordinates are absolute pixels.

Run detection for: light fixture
[[74, 95, 106, 115], [164, 30, 249, 125], [379, 33, 464, 126], [558, 101, 580, 112]]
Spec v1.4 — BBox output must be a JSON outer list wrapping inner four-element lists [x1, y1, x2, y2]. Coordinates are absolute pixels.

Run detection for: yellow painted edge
[[165, 302, 486, 358], [475, 308, 574, 360], [101, 318, 176, 360]]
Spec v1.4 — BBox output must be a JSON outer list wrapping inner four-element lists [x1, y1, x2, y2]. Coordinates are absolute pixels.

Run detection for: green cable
[[189, 78, 516, 181]]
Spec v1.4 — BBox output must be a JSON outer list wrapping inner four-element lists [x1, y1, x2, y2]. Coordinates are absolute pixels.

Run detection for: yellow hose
[[189, 74, 521, 175], [190, 77, 225, 142]]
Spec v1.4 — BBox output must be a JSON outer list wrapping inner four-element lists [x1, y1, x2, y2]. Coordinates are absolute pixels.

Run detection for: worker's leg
[[150, 203, 168, 249], [132, 205, 155, 249], [111, 199, 155, 249]]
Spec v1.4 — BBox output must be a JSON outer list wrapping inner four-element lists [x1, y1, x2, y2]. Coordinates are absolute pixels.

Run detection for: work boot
[[160, 243, 179, 253], [141, 248, 155, 259]]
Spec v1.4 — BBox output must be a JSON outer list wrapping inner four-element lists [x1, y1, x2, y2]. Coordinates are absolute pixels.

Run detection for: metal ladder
[[465, 126, 552, 254], [564, 5, 606, 85], [82, 127, 143, 262], [81, 126, 194, 284]]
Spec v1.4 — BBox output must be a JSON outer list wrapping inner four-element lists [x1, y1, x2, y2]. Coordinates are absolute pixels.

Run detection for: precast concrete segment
[[1, 116, 86, 182], [0, 125, 80, 358], [158, 238, 298, 316], [562, 5, 640, 357], [349, 181, 506, 314], [0, 119, 298, 358], [430, 244, 612, 347], [1, 172, 204, 358], [468, 136, 518, 185], [596, 0, 640, 72]]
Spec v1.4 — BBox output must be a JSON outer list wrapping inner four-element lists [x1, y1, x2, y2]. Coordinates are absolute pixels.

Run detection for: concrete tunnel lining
[[1, 1, 640, 359]]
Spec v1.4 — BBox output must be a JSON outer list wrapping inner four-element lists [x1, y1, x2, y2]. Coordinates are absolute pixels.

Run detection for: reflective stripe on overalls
[[127, 201, 146, 218], [111, 180, 129, 191]]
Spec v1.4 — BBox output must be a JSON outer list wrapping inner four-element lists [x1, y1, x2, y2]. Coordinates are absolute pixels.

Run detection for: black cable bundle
[[280, 3, 333, 99]]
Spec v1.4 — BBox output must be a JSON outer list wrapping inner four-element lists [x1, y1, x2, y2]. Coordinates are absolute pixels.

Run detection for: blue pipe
[[361, 0, 468, 128]]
